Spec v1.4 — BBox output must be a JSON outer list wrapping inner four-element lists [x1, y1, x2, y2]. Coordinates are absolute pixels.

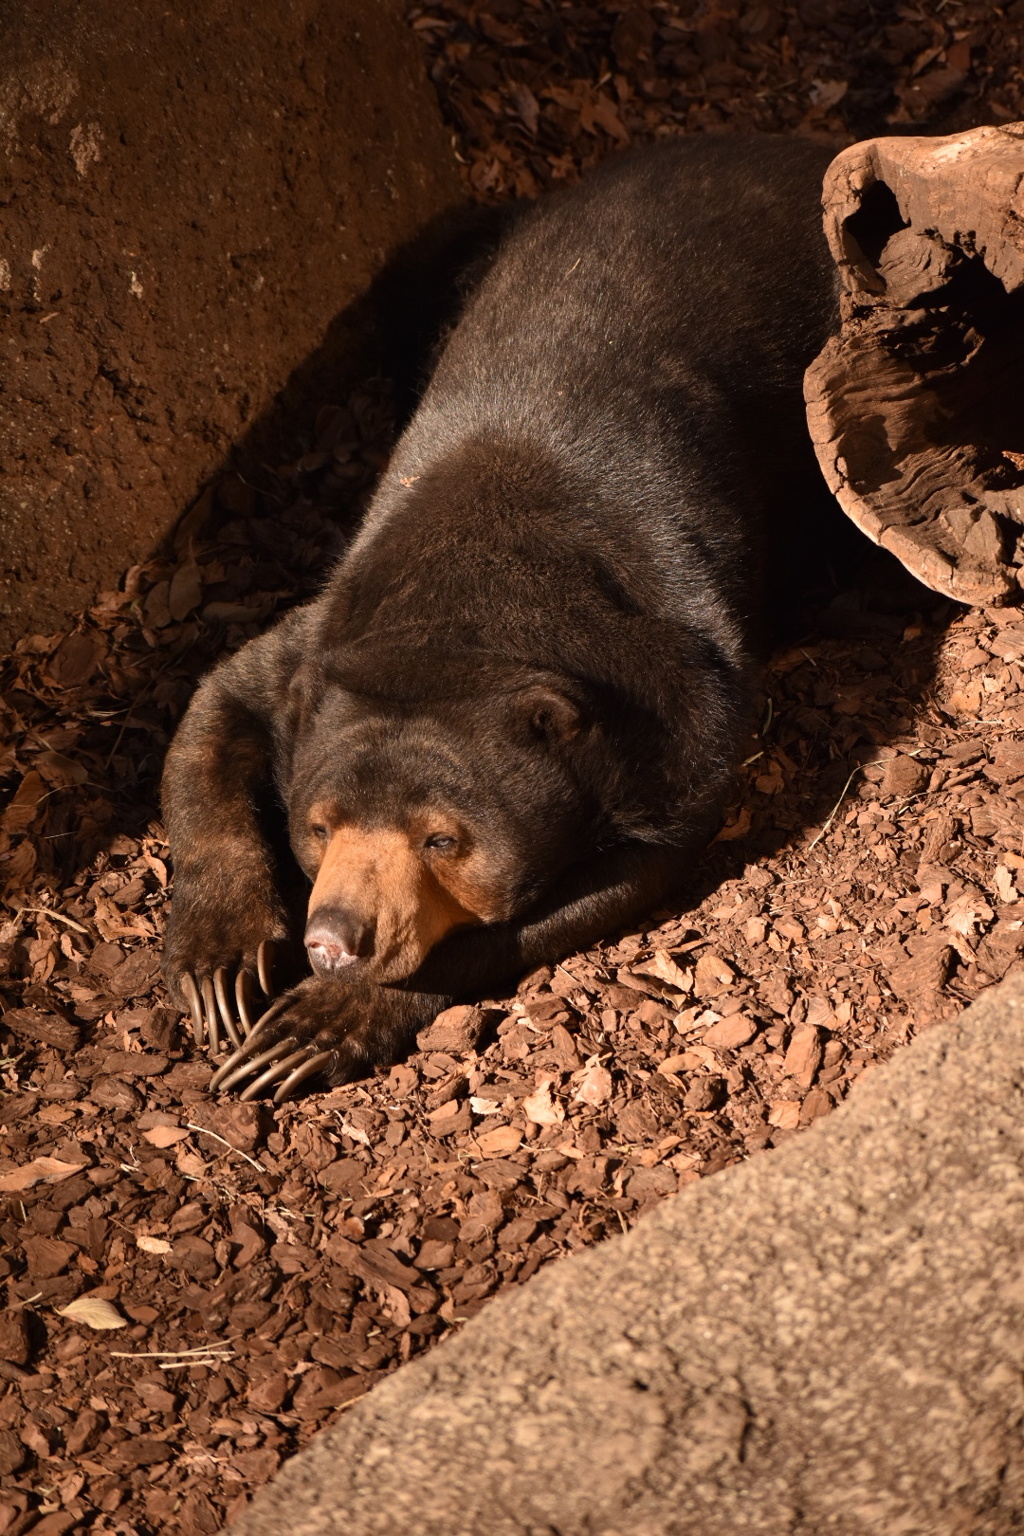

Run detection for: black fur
[[162, 135, 840, 1087]]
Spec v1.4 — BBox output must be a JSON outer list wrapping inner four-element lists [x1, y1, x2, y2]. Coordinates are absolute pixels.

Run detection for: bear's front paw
[[207, 975, 434, 1103], [171, 939, 286, 1058], [164, 872, 293, 1056]]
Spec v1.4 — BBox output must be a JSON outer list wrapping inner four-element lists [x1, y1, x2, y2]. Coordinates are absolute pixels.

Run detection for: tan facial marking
[[307, 821, 490, 979], [430, 860, 507, 925]]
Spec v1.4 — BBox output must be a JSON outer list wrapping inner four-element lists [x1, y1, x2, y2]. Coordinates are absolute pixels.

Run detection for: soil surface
[[2, 5, 1024, 1536]]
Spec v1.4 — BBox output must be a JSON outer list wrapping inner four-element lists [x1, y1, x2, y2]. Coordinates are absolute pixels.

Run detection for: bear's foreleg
[[162, 612, 312, 1053], [420, 839, 688, 995]]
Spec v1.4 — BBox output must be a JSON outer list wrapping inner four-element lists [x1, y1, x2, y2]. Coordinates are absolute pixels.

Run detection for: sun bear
[[161, 135, 839, 1100]]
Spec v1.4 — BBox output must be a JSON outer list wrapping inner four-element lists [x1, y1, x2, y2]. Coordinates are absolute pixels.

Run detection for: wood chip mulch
[[3, 5, 1024, 1534]]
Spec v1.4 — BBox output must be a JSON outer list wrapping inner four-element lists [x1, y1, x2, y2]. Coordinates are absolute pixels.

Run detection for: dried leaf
[[168, 562, 203, 621], [48, 631, 103, 688], [693, 950, 735, 995], [57, 1297, 128, 1331], [580, 91, 629, 142], [175, 1149, 208, 1179], [142, 1125, 190, 1148], [135, 1235, 173, 1255], [713, 805, 752, 842], [633, 948, 692, 992], [34, 750, 89, 787], [574, 1057, 613, 1107], [1, 771, 47, 835], [337, 1117, 372, 1148], [944, 891, 996, 937], [809, 78, 848, 108], [522, 1079, 565, 1126], [507, 81, 540, 135], [0, 1156, 89, 1192]]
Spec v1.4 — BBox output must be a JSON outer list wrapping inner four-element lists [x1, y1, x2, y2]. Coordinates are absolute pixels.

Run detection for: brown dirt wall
[[0, 0, 461, 648]]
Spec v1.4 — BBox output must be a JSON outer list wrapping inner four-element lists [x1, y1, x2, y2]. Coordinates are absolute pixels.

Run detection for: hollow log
[[805, 122, 1024, 607]]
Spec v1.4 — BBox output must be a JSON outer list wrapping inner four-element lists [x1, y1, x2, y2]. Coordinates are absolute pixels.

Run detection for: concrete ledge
[[233, 975, 1024, 1536]]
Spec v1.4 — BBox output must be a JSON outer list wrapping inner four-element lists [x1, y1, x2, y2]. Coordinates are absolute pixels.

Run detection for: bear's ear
[[515, 684, 585, 746]]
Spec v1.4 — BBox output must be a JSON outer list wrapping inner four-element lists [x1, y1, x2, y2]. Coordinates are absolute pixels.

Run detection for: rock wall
[[232, 974, 1024, 1536], [0, 0, 460, 646]]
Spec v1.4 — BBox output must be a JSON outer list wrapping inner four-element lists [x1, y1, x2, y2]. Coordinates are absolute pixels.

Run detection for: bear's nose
[[304, 909, 374, 972]]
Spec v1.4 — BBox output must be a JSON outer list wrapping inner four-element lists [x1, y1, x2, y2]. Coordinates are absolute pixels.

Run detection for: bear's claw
[[201, 973, 423, 1102], [207, 997, 294, 1088], [175, 939, 281, 1057], [208, 1008, 336, 1103], [242, 1045, 336, 1104], [180, 966, 250, 1054], [256, 938, 275, 998], [181, 972, 205, 1044]]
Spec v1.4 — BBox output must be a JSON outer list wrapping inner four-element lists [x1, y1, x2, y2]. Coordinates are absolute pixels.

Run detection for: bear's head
[[287, 657, 601, 984]]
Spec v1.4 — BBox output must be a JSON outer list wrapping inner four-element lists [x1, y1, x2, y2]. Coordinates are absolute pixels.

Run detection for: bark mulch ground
[[3, 5, 1024, 1534]]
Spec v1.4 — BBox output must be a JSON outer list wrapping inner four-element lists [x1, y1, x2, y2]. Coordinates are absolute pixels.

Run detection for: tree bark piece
[[805, 123, 1024, 607], [229, 973, 1024, 1536]]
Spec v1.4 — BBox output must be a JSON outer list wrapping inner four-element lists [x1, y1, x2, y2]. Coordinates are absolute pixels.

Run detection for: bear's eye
[[311, 824, 329, 844], [424, 833, 457, 852]]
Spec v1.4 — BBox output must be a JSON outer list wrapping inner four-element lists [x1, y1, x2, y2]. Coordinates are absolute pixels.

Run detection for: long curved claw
[[239, 1046, 312, 1103], [201, 974, 354, 1102], [214, 966, 244, 1051], [208, 1043, 248, 1093], [257, 939, 276, 999], [213, 1037, 298, 1094], [272, 1049, 335, 1104], [248, 993, 293, 1038], [201, 975, 221, 1056], [181, 973, 205, 1046], [207, 995, 297, 1091], [235, 969, 255, 1035], [208, 1040, 253, 1093]]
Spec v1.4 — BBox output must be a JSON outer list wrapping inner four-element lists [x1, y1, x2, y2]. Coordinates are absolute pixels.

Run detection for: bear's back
[[413, 137, 836, 454]]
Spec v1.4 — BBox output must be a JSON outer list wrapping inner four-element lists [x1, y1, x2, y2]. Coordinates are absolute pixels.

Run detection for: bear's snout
[[304, 818, 488, 982], [305, 908, 374, 973]]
